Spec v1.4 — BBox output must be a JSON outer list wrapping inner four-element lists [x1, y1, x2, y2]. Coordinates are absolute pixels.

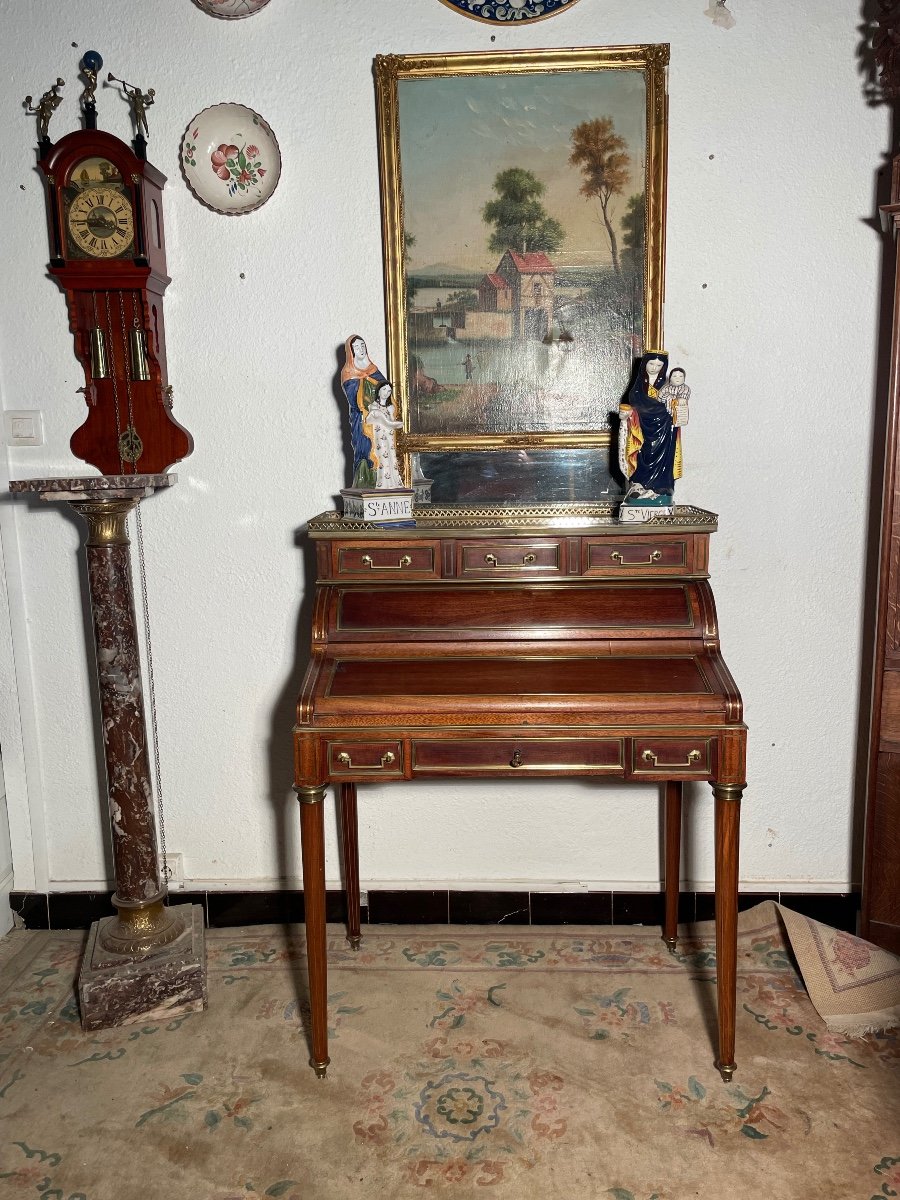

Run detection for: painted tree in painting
[[569, 118, 631, 275], [481, 167, 565, 256]]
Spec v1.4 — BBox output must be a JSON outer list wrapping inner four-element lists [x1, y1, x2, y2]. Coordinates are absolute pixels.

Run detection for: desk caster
[[716, 1060, 736, 1083], [310, 1057, 330, 1079], [662, 935, 678, 954]]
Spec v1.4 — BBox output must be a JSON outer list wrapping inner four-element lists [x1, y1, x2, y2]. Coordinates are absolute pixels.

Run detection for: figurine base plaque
[[341, 487, 415, 526], [412, 478, 433, 505], [619, 502, 675, 523], [78, 903, 207, 1032]]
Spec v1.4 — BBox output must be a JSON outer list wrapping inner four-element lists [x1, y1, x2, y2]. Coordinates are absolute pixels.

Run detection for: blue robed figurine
[[340, 333, 388, 489], [618, 351, 690, 521], [338, 333, 414, 526]]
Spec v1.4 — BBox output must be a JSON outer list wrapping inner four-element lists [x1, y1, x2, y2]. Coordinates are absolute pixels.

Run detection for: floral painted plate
[[181, 103, 281, 214], [193, 0, 272, 18], [437, 0, 580, 22]]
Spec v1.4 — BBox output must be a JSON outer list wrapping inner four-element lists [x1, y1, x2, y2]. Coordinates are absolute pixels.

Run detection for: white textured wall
[[0, 0, 887, 895]]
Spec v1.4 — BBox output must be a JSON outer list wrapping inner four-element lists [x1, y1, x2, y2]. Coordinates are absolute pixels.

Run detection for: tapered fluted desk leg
[[713, 782, 743, 1082], [663, 781, 683, 953], [340, 783, 362, 950], [297, 785, 330, 1078]]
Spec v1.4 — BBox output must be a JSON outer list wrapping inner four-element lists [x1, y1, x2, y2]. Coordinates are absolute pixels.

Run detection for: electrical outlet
[[3, 410, 44, 446], [163, 852, 184, 888]]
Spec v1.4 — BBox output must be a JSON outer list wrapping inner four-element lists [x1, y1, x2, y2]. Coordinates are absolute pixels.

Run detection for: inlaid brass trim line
[[304, 724, 735, 735], [630, 739, 713, 774], [462, 541, 561, 573], [410, 736, 626, 773], [337, 546, 435, 573], [294, 785, 327, 805]]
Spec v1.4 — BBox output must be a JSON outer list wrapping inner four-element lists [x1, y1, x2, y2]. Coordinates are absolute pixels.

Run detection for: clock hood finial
[[79, 51, 103, 131], [23, 78, 65, 152], [107, 72, 155, 160]]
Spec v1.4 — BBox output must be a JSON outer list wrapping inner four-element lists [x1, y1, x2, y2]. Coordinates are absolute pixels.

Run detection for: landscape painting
[[376, 47, 668, 462]]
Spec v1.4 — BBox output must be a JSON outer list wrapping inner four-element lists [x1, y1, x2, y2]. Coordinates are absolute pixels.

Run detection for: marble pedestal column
[[10, 475, 206, 1030]]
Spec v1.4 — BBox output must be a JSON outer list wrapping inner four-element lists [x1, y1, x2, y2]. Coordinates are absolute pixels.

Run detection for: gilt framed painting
[[375, 46, 669, 503]]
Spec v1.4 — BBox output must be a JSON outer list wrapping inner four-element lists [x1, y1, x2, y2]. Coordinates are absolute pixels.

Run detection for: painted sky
[[398, 69, 646, 274]]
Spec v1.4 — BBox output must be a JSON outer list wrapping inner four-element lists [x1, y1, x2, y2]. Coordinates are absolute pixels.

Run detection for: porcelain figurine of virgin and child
[[340, 334, 403, 489], [618, 352, 690, 513]]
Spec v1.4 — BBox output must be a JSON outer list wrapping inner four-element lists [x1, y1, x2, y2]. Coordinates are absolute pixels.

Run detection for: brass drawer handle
[[611, 549, 662, 566], [484, 552, 537, 566], [510, 749, 523, 768], [360, 554, 412, 570], [642, 748, 702, 768], [337, 750, 396, 770]]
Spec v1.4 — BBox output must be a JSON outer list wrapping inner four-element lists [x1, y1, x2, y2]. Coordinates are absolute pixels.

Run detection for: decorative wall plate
[[192, 0, 272, 18], [437, 0, 580, 22], [181, 103, 281, 214]]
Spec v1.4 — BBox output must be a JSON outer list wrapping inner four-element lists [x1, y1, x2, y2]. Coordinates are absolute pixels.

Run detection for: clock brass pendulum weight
[[11, 53, 206, 1031]]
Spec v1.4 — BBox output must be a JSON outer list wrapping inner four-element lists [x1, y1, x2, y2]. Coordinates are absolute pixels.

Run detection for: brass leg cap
[[716, 1060, 736, 1083], [663, 936, 677, 954], [347, 934, 362, 951], [311, 1058, 330, 1079]]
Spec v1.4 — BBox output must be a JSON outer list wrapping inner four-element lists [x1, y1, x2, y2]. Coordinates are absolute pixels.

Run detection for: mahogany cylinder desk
[[294, 504, 747, 1080]]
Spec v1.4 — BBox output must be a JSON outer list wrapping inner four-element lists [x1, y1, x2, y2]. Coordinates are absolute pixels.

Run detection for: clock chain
[[117, 290, 138, 469], [132, 501, 171, 889], [102, 290, 125, 474]]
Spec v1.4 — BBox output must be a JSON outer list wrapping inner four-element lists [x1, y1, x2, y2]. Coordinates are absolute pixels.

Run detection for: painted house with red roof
[[477, 272, 514, 314], [496, 249, 556, 340]]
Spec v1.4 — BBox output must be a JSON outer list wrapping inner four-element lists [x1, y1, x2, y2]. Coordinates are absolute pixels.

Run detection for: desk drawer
[[630, 736, 715, 778], [332, 542, 441, 579], [583, 538, 690, 577], [328, 740, 404, 777], [457, 539, 564, 577], [412, 737, 624, 774]]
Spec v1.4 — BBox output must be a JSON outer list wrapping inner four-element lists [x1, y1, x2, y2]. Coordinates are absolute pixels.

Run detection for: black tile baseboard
[[9, 888, 862, 934], [368, 889, 448, 925]]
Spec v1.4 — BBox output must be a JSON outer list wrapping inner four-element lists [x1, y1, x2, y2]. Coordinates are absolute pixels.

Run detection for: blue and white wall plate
[[437, 0, 581, 23]]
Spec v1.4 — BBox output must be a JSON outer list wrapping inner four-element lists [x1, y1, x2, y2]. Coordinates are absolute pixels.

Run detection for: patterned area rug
[[0, 905, 899, 1200], [773, 902, 900, 1036]]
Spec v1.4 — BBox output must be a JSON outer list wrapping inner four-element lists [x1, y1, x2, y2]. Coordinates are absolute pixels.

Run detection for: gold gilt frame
[[375, 45, 669, 473]]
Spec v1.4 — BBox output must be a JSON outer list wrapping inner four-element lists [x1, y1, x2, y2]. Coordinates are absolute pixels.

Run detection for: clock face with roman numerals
[[65, 158, 135, 260]]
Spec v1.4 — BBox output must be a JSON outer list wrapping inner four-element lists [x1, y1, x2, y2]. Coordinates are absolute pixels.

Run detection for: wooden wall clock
[[29, 52, 193, 475]]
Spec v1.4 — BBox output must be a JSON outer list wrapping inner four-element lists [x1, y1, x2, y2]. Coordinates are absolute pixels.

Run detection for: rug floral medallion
[[0, 908, 897, 1199]]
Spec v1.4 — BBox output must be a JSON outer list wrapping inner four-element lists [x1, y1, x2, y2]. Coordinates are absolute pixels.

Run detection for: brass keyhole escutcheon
[[510, 749, 523, 768]]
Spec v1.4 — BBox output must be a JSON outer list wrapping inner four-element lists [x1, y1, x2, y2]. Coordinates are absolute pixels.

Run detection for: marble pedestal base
[[78, 903, 207, 1032]]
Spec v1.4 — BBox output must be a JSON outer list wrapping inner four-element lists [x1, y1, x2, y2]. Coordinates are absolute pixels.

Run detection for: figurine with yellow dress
[[618, 352, 690, 522]]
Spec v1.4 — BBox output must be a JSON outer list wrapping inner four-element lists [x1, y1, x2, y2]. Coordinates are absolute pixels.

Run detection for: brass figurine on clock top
[[25, 51, 192, 475]]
